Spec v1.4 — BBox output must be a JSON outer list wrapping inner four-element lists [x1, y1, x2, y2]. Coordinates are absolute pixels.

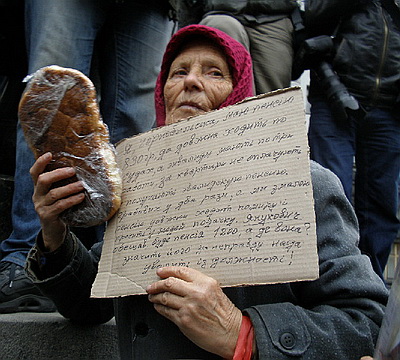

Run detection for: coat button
[[280, 332, 296, 349]]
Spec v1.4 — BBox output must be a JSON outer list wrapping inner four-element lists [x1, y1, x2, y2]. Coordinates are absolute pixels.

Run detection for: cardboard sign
[[91, 87, 319, 297]]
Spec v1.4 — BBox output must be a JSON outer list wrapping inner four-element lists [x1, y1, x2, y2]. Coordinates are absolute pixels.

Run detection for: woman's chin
[[169, 108, 206, 124]]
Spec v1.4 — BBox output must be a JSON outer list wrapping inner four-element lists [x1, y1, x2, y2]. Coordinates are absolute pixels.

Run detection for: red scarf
[[155, 24, 254, 127]]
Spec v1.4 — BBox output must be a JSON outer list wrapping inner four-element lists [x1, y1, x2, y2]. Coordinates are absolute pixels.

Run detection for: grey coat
[[26, 161, 388, 359]]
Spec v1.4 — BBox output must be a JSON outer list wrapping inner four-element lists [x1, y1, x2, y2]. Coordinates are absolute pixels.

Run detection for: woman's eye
[[207, 68, 224, 78], [174, 69, 188, 76]]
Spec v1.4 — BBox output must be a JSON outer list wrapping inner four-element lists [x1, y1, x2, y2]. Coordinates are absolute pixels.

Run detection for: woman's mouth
[[179, 102, 204, 111]]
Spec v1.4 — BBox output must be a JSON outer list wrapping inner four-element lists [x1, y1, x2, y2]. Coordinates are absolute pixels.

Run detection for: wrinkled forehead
[[170, 38, 232, 73], [164, 33, 236, 80]]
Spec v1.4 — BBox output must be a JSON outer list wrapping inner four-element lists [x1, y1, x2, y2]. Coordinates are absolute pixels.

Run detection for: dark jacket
[[306, 0, 400, 110], [26, 161, 388, 359], [170, 0, 298, 27], [201, 0, 297, 14]]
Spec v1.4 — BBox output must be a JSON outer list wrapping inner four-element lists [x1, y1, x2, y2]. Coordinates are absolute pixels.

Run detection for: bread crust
[[19, 65, 122, 227]]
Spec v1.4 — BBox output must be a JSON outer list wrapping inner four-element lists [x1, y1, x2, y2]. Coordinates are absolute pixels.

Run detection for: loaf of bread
[[19, 65, 122, 227]]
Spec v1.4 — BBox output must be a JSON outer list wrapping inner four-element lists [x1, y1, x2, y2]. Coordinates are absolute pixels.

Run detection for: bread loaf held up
[[19, 65, 122, 227]]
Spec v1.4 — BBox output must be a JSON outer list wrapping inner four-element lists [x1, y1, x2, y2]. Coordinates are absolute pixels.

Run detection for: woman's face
[[164, 40, 233, 125]]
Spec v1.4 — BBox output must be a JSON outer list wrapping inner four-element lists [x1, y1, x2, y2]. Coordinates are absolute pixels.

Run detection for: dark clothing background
[[306, 0, 400, 280]]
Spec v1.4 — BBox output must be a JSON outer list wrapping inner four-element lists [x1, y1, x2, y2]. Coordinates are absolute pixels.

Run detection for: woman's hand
[[30, 152, 85, 251], [146, 266, 242, 359]]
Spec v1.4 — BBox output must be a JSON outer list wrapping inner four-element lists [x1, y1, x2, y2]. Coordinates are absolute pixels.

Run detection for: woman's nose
[[184, 70, 204, 91]]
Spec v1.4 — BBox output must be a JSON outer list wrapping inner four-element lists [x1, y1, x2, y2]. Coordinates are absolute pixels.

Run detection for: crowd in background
[[0, 0, 399, 358]]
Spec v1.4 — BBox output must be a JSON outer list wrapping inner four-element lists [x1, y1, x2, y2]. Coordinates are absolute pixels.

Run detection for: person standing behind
[[305, 0, 400, 280], [0, 0, 173, 313], [170, 0, 299, 94]]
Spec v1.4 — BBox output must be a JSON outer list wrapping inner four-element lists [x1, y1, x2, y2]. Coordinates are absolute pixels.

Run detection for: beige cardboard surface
[[91, 87, 319, 297]]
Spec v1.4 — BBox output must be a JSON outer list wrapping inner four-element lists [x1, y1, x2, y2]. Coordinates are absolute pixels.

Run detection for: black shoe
[[0, 261, 56, 313]]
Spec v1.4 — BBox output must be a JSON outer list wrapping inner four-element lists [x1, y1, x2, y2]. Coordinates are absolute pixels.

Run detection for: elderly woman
[[26, 25, 387, 359]]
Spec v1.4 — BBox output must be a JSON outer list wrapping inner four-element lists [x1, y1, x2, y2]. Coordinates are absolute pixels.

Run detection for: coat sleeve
[[245, 162, 388, 359], [25, 231, 114, 325]]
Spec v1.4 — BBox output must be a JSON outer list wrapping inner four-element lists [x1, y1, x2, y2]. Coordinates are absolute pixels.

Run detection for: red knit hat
[[155, 24, 254, 127]]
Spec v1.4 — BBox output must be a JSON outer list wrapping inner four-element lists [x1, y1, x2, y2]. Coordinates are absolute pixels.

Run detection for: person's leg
[[25, 0, 108, 75], [98, 0, 173, 143], [0, 124, 38, 267], [307, 96, 356, 200], [1, 0, 108, 263], [0, 120, 57, 312], [0, 0, 108, 313], [245, 17, 293, 94], [355, 107, 400, 280], [200, 14, 250, 50]]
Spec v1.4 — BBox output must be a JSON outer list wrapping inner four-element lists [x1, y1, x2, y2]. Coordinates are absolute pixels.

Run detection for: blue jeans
[[0, 0, 172, 266], [308, 97, 400, 280]]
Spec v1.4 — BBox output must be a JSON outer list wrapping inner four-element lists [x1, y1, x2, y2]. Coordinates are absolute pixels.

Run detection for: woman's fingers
[[146, 266, 242, 358], [31, 153, 86, 220], [30, 153, 86, 251], [147, 275, 184, 297], [30, 152, 52, 185], [147, 267, 196, 294], [156, 266, 206, 282], [149, 292, 183, 313]]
